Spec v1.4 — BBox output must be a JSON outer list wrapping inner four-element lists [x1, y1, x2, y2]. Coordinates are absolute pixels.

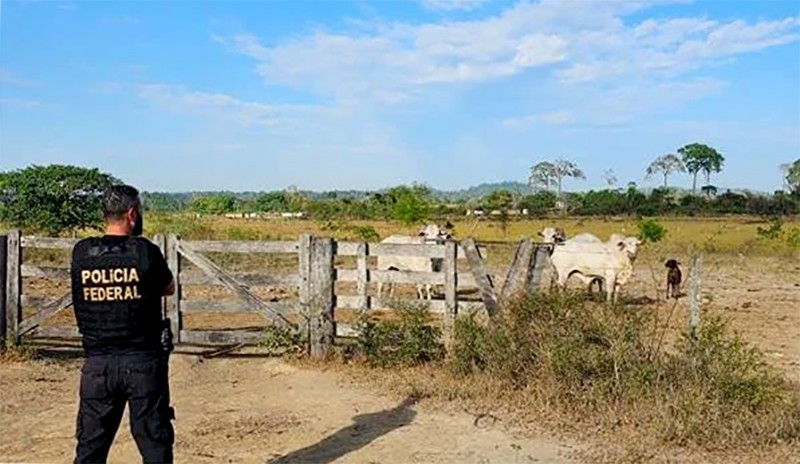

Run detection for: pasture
[[2, 215, 798, 463]]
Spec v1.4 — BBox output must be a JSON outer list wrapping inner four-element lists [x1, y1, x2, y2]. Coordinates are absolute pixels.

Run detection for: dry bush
[[350, 301, 445, 368], [0, 343, 39, 363], [449, 292, 800, 448]]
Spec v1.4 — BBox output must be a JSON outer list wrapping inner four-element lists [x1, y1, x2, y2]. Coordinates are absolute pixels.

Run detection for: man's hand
[[162, 278, 176, 296]]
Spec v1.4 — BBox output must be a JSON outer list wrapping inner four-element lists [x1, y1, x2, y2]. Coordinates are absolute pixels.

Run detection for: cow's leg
[[377, 282, 383, 300], [556, 272, 569, 293], [605, 274, 617, 303]]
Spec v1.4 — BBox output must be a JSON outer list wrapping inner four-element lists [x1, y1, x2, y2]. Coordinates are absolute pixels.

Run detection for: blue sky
[[1, 0, 798, 193]]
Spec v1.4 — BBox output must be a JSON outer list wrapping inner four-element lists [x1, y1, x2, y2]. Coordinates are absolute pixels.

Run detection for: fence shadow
[[265, 396, 418, 464]]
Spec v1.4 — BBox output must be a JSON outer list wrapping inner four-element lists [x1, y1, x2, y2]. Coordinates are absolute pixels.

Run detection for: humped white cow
[[376, 224, 452, 300], [540, 229, 641, 303]]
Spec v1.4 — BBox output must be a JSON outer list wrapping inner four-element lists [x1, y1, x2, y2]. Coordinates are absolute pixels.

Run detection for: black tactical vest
[[72, 237, 162, 354]]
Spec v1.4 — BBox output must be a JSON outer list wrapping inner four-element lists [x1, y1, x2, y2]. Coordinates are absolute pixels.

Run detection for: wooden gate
[[1, 228, 509, 357], [0, 231, 175, 346], [167, 234, 307, 348], [2, 230, 80, 345]]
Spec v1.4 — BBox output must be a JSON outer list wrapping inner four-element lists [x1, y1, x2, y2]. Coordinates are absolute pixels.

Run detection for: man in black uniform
[[71, 185, 176, 464]]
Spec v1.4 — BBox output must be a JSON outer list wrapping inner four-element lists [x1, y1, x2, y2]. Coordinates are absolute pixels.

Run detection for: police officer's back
[[71, 185, 176, 464]]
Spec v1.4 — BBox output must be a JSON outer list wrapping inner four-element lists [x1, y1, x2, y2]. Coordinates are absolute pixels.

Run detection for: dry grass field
[[3, 215, 799, 463]]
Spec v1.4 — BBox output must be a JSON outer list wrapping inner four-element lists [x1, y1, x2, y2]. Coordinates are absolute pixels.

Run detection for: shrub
[[259, 325, 303, 356], [354, 302, 444, 368], [352, 225, 380, 242], [757, 218, 784, 240], [637, 218, 667, 243], [659, 318, 800, 445], [449, 292, 800, 447]]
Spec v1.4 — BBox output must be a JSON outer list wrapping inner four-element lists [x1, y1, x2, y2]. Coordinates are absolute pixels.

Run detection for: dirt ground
[[0, 352, 582, 464], [7, 238, 799, 463], [623, 254, 800, 382]]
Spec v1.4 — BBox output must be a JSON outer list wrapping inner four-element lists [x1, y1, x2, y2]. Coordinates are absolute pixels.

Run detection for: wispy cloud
[[503, 110, 574, 128], [418, 0, 490, 12], [137, 84, 331, 131], [0, 68, 39, 87], [0, 98, 42, 108], [100, 16, 140, 27], [134, 84, 421, 189]]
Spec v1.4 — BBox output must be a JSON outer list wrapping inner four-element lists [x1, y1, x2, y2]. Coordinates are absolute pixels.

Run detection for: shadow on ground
[[266, 396, 418, 464]]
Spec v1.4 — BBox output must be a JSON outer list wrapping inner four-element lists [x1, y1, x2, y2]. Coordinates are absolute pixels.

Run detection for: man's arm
[[163, 278, 176, 296], [146, 241, 175, 298]]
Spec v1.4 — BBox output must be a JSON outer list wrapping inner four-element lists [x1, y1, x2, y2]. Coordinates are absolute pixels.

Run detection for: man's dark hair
[[102, 185, 141, 221]]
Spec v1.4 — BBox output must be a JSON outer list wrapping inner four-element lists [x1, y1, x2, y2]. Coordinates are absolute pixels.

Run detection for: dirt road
[[0, 353, 580, 464]]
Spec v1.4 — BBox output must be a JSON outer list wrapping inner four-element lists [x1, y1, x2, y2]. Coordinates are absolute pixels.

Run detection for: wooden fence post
[[462, 238, 499, 324], [167, 234, 182, 344], [529, 245, 551, 292], [689, 253, 702, 340], [500, 238, 534, 301], [443, 240, 458, 345], [298, 234, 312, 346], [308, 236, 335, 359], [0, 233, 7, 347], [5, 229, 21, 347], [356, 242, 369, 313], [154, 234, 169, 338]]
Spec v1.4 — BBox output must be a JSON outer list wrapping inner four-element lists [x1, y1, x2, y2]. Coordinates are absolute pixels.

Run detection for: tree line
[[0, 158, 798, 235], [530, 143, 730, 197]]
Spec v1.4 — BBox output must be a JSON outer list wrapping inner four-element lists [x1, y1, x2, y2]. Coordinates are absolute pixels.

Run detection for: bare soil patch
[[0, 354, 581, 464]]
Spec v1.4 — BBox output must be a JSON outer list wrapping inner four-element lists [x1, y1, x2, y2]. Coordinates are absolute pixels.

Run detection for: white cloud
[[137, 84, 331, 131], [505, 77, 725, 128], [503, 110, 574, 128], [0, 98, 42, 108], [418, 0, 490, 12], [100, 16, 139, 27], [0, 68, 39, 87], [513, 34, 569, 67], [215, 0, 798, 116], [135, 84, 417, 163]]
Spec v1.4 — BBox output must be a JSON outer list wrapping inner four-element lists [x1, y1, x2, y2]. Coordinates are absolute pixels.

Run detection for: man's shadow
[[266, 396, 418, 464]]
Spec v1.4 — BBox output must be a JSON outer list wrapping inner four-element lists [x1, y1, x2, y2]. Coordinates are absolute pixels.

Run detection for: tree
[[481, 189, 514, 212], [191, 194, 236, 215], [0, 164, 118, 235], [783, 159, 800, 195], [646, 154, 685, 188], [255, 191, 288, 212], [678, 143, 724, 195], [602, 169, 618, 189], [386, 183, 431, 225], [141, 192, 184, 212], [701, 185, 718, 199], [520, 191, 557, 216], [552, 158, 585, 198], [528, 161, 556, 193]]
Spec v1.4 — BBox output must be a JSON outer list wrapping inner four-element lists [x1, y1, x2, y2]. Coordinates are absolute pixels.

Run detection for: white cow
[[376, 224, 452, 300], [540, 229, 640, 302], [571, 233, 642, 262], [538, 227, 566, 245]]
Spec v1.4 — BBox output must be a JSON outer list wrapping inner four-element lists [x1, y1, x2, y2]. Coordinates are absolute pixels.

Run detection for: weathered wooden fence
[[2, 230, 517, 357]]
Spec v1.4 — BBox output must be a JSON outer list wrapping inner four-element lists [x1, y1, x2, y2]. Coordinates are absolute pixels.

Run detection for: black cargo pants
[[75, 352, 174, 464]]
